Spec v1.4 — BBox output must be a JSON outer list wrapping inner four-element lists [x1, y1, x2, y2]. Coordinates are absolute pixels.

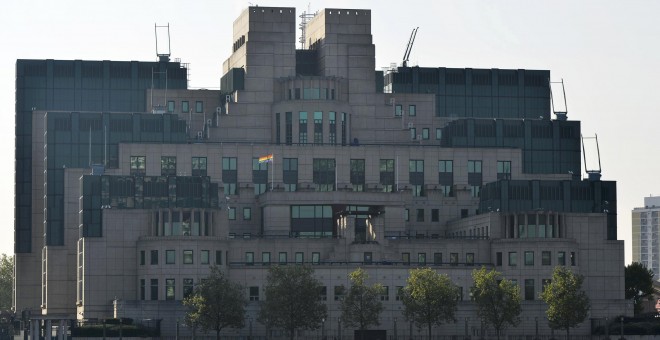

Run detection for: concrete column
[[45, 320, 52, 340], [57, 320, 66, 340], [30, 320, 40, 340]]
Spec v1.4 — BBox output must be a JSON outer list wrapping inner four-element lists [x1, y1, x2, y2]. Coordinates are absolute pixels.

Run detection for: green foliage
[[540, 266, 590, 338], [401, 268, 460, 338], [258, 265, 327, 339], [625, 262, 654, 315], [471, 267, 521, 339], [340, 268, 385, 331], [0, 254, 12, 310], [183, 267, 246, 337]]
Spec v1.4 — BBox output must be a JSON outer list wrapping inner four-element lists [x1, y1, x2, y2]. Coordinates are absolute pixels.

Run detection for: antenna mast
[[299, 4, 315, 49], [402, 27, 419, 67]]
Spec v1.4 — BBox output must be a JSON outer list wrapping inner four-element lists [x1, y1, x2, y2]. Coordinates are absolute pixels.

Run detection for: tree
[[540, 266, 590, 339], [471, 267, 521, 340], [258, 265, 327, 340], [0, 254, 13, 310], [340, 268, 385, 337], [183, 266, 246, 339], [401, 268, 460, 338], [625, 262, 654, 315]]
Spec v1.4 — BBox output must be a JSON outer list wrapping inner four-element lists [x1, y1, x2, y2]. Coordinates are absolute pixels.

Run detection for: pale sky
[[2, 0, 659, 264]]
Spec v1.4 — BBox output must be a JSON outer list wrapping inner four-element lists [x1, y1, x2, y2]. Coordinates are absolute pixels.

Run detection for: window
[[524, 251, 534, 266], [201, 250, 210, 265], [182, 101, 189, 113], [381, 286, 390, 301], [431, 209, 439, 222], [350, 159, 365, 192], [416, 209, 424, 222], [524, 279, 535, 300], [166, 250, 175, 264], [285, 112, 293, 145], [496, 252, 503, 266], [295, 252, 304, 264], [542, 251, 551, 265], [364, 252, 372, 264], [130, 156, 146, 176], [450, 253, 458, 266], [422, 128, 429, 140], [418, 253, 426, 265], [140, 279, 145, 300], [509, 252, 517, 266], [262, 252, 271, 265], [183, 278, 194, 298], [195, 101, 203, 113], [192, 157, 207, 177], [299, 111, 308, 144], [314, 111, 323, 144], [395, 104, 403, 116], [497, 161, 512, 180], [249, 286, 259, 301], [183, 250, 193, 264], [161, 156, 176, 176], [215, 250, 222, 265], [396, 286, 404, 301], [246, 252, 254, 265], [468, 160, 482, 198], [243, 207, 252, 220], [402, 252, 410, 265], [167, 101, 175, 112], [468, 160, 482, 173], [379, 159, 395, 192], [283, 158, 298, 192], [434, 253, 442, 265], [558, 251, 566, 265], [436, 128, 442, 140], [410, 127, 417, 140], [279, 252, 287, 264], [252, 158, 268, 195], [150, 279, 158, 300], [150, 250, 158, 265], [409, 105, 416, 116], [222, 157, 237, 195], [312, 252, 320, 265], [438, 160, 453, 197], [409, 160, 425, 197], [571, 252, 576, 266], [166, 279, 175, 300], [319, 286, 327, 301], [466, 253, 474, 266], [228, 207, 236, 220], [334, 286, 345, 301], [404, 209, 409, 222], [313, 159, 335, 191], [140, 251, 145, 265]]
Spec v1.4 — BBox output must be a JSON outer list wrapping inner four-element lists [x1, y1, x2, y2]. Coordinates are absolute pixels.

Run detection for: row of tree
[[183, 265, 590, 340]]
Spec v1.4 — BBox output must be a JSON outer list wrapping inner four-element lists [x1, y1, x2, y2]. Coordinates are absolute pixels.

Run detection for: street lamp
[[338, 318, 342, 340], [321, 318, 325, 340], [465, 317, 469, 339], [535, 317, 538, 340], [248, 317, 252, 340], [393, 317, 398, 340]]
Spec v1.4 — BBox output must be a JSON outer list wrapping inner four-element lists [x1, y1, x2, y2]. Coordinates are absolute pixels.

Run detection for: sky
[[2, 0, 659, 264]]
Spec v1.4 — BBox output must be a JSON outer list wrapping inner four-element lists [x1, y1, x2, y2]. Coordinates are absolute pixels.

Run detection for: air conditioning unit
[[197, 131, 203, 139], [216, 106, 222, 114], [225, 94, 232, 103], [207, 119, 213, 126], [407, 122, 414, 128]]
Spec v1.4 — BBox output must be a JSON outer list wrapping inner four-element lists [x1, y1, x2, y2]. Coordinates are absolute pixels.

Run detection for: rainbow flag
[[258, 154, 273, 163]]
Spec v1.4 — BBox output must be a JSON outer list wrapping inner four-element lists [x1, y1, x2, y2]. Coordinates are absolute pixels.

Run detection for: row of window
[[166, 100, 205, 114], [496, 250, 577, 267], [129, 155, 512, 199], [140, 249, 221, 266]]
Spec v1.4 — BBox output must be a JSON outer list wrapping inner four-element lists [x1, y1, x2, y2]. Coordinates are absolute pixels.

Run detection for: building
[[632, 196, 660, 279], [14, 6, 627, 338]]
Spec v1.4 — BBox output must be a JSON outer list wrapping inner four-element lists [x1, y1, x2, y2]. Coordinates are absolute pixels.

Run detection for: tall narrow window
[[329, 112, 336, 145], [438, 160, 453, 197], [262, 252, 271, 265], [285, 112, 293, 145], [409, 160, 425, 196], [182, 101, 189, 113], [195, 101, 203, 113], [150, 279, 159, 300], [467, 160, 482, 198], [161, 156, 176, 176], [249, 287, 259, 301], [341, 113, 347, 146], [165, 279, 175, 300], [140, 279, 146, 300], [222, 157, 237, 195], [252, 158, 268, 195], [192, 157, 207, 177], [167, 101, 175, 113], [314, 111, 323, 144], [299, 111, 308, 144], [524, 279, 535, 300], [183, 278, 193, 298], [409, 105, 416, 116], [279, 252, 287, 265], [275, 112, 281, 144], [283, 158, 298, 192], [350, 159, 365, 192], [380, 159, 395, 192], [497, 161, 512, 180], [395, 104, 403, 116]]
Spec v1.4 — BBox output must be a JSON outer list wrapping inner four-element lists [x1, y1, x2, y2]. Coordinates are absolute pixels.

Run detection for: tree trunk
[[566, 327, 570, 340], [216, 328, 220, 340], [496, 328, 500, 340], [428, 322, 432, 340], [289, 327, 295, 340]]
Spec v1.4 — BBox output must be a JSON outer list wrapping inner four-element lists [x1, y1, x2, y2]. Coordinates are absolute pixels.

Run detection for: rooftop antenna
[[581, 133, 602, 181], [299, 3, 315, 49], [402, 27, 419, 67], [550, 78, 568, 121]]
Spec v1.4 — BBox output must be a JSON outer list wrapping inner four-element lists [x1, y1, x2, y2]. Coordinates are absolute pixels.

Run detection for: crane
[[402, 27, 419, 67]]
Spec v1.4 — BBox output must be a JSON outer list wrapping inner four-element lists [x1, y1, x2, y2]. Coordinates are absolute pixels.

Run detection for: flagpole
[[271, 155, 274, 191]]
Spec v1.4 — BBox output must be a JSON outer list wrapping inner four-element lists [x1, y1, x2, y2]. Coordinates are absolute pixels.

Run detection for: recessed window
[[150, 279, 158, 300], [140, 250, 145, 265], [558, 251, 566, 265], [262, 252, 271, 265], [416, 209, 424, 222], [183, 278, 193, 298], [246, 252, 254, 265], [167, 101, 175, 113], [150, 250, 158, 265], [279, 252, 287, 265], [409, 105, 416, 116], [433, 253, 442, 265], [183, 250, 193, 264], [402, 252, 410, 265], [201, 250, 210, 265], [395, 104, 402, 116], [166, 279, 175, 300], [243, 207, 252, 220], [195, 101, 203, 113], [182, 101, 189, 113], [381, 286, 389, 301], [542, 251, 551, 265], [466, 253, 474, 266], [166, 250, 175, 264], [524, 279, 535, 300], [418, 253, 426, 265], [249, 286, 259, 301], [524, 251, 534, 266], [508, 252, 517, 266], [228, 207, 236, 220], [450, 253, 458, 266], [295, 252, 304, 264], [363, 252, 372, 264]]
